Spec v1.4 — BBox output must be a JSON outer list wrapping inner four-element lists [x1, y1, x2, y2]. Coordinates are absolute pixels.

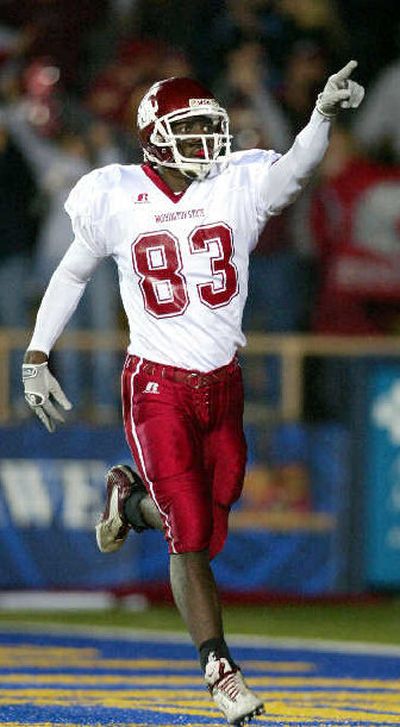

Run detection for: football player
[[22, 62, 364, 725]]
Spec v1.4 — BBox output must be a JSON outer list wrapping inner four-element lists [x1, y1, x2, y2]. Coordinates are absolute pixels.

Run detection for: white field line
[[1, 620, 400, 658]]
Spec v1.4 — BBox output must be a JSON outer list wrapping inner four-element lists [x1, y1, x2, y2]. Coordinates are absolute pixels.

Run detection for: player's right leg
[[96, 464, 162, 553]]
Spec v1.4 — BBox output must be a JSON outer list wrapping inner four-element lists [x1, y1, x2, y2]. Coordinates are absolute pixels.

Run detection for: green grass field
[[1, 599, 400, 645]]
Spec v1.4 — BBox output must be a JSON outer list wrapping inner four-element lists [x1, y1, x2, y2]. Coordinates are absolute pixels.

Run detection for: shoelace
[[216, 670, 241, 701]]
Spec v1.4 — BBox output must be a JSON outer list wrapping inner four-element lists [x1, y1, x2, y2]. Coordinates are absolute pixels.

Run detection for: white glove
[[22, 362, 72, 432], [316, 60, 365, 118]]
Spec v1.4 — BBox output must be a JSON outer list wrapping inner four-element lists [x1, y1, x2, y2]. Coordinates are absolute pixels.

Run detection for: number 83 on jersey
[[131, 222, 239, 318]]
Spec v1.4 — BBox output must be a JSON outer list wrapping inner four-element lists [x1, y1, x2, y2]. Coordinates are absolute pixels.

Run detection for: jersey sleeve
[[243, 149, 282, 231], [64, 169, 109, 257], [249, 109, 331, 225], [27, 239, 101, 354]]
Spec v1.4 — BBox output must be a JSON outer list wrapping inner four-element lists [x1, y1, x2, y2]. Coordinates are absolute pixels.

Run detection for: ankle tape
[[199, 637, 237, 673], [124, 484, 149, 533]]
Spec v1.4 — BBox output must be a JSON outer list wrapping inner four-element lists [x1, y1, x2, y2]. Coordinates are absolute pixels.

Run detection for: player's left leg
[[198, 364, 264, 724], [170, 549, 263, 725], [207, 363, 247, 560], [169, 550, 223, 647]]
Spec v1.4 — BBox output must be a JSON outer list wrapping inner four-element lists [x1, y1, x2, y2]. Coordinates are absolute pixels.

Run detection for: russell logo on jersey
[[134, 192, 150, 204]]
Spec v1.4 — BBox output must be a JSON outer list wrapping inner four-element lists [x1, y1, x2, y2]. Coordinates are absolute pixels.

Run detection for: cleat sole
[[232, 704, 265, 725]]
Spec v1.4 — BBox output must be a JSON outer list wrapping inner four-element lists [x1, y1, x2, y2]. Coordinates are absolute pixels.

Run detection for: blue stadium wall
[[0, 420, 356, 597]]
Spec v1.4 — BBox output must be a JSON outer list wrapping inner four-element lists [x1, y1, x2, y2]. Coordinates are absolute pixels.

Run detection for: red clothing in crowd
[[311, 157, 400, 333]]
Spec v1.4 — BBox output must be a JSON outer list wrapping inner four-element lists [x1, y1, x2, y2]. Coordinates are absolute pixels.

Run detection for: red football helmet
[[137, 77, 231, 179]]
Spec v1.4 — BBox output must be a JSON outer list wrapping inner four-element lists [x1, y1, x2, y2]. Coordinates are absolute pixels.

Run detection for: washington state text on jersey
[[154, 208, 205, 223]]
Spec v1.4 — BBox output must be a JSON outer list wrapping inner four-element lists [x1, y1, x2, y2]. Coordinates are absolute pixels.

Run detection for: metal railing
[[246, 332, 400, 420], [1, 328, 400, 424]]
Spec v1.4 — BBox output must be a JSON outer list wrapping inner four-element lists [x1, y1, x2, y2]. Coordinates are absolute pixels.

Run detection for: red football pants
[[121, 355, 247, 559]]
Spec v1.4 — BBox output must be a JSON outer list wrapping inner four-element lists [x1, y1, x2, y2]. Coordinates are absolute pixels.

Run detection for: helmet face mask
[[137, 78, 231, 180]]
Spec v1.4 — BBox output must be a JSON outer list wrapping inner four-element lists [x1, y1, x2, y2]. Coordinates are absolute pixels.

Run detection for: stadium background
[[1, 1, 400, 724]]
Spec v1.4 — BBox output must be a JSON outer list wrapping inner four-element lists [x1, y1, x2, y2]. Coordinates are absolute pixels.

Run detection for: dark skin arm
[[24, 350, 48, 364]]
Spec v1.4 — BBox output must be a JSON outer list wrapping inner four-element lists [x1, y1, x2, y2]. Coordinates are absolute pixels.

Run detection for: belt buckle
[[187, 371, 202, 388]]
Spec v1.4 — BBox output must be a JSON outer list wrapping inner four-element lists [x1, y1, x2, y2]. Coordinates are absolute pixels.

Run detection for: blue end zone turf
[[1, 626, 400, 725]]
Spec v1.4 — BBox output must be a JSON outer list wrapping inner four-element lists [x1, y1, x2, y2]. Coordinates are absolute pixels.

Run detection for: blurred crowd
[[1, 0, 400, 420]]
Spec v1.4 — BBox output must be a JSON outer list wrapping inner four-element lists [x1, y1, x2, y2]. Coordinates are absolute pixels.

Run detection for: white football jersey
[[29, 109, 329, 371], [64, 149, 283, 371]]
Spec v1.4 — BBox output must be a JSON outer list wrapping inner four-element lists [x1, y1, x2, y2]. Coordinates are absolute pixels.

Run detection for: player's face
[[171, 115, 221, 159]]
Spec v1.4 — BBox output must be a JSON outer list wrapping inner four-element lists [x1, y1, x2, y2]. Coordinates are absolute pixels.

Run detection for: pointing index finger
[[332, 60, 358, 83]]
